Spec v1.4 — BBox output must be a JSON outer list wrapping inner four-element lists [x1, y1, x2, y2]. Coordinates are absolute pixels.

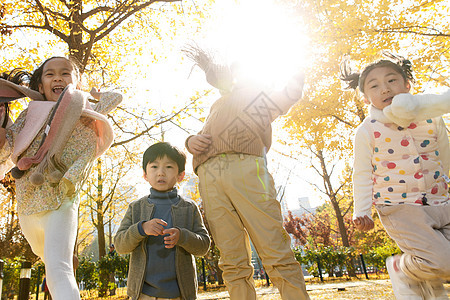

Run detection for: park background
[[0, 0, 449, 298]]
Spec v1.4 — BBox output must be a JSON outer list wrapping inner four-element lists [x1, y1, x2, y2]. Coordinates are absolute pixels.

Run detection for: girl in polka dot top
[[341, 52, 450, 299]]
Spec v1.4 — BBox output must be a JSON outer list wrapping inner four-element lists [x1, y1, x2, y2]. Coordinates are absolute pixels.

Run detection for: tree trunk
[[97, 159, 106, 258], [67, 0, 86, 69], [317, 150, 356, 277], [96, 159, 108, 296]]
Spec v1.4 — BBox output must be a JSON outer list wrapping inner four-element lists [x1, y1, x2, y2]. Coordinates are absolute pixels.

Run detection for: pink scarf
[[12, 85, 114, 185]]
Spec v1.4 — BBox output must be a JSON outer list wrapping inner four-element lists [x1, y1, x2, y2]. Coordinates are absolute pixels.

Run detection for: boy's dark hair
[[29, 56, 81, 92], [142, 142, 186, 173], [340, 52, 414, 94]]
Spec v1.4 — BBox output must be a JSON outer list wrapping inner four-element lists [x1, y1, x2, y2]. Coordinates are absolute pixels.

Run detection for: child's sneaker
[[420, 280, 449, 300], [386, 256, 423, 299]]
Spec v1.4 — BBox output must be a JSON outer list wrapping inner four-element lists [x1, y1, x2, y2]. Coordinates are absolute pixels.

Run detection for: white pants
[[19, 198, 80, 300]]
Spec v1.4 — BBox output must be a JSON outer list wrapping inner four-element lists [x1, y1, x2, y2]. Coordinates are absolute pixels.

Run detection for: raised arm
[[90, 88, 123, 115], [267, 72, 306, 116], [384, 90, 450, 127]]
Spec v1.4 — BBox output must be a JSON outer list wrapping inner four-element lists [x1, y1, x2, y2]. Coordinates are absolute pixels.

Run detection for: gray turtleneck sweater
[[139, 188, 180, 298]]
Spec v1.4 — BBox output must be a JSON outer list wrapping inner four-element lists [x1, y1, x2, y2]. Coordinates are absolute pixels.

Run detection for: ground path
[[198, 279, 450, 300]]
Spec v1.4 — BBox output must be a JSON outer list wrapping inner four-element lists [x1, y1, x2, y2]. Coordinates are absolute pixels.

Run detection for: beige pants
[[198, 154, 310, 300], [376, 203, 450, 281], [138, 294, 180, 300]]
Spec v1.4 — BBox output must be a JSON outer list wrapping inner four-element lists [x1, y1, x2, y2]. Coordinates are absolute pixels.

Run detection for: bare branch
[[111, 97, 199, 147], [375, 26, 450, 38]]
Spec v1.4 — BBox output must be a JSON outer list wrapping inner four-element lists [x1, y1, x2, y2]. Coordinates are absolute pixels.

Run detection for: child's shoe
[[420, 280, 449, 300], [386, 256, 424, 300]]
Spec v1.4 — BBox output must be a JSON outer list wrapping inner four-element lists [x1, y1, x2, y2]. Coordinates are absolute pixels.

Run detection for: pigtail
[[182, 42, 234, 94], [182, 42, 215, 78], [0, 69, 31, 128], [382, 51, 415, 83], [1, 69, 31, 85], [339, 58, 360, 90]]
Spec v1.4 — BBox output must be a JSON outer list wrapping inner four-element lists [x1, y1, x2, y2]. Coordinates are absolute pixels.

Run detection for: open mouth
[[383, 97, 393, 103], [52, 86, 65, 94]]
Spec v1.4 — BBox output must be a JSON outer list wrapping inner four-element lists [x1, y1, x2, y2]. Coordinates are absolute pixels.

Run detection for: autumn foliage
[[284, 211, 332, 248]]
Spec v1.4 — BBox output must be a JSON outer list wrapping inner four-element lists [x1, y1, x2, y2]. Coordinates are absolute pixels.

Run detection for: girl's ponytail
[[0, 69, 31, 128], [0, 69, 30, 86], [339, 59, 360, 90], [182, 42, 234, 94]]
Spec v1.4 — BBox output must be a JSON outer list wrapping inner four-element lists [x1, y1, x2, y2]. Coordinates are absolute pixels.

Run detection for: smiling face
[[143, 155, 185, 192], [38, 57, 79, 102], [362, 66, 411, 110]]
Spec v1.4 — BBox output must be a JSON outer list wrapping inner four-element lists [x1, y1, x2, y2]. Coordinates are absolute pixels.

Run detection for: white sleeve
[[384, 90, 450, 127], [436, 118, 450, 176], [352, 125, 374, 220]]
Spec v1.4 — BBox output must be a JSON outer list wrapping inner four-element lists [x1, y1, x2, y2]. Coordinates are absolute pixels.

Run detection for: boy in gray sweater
[[114, 142, 210, 300]]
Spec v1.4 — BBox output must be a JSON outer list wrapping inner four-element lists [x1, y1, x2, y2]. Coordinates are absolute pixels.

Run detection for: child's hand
[[143, 218, 167, 236], [0, 128, 6, 148], [353, 215, 374, 231], [89, 87, 102, 100], [163, 228, 180, 249], [187, 134, 212, 154], [60, 178, 75, 197]]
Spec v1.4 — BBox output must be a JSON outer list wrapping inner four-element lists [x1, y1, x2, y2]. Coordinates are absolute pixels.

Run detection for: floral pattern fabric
[[0, 91, 122, 215]]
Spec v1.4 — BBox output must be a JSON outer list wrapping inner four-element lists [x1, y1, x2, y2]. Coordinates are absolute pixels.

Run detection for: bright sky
[[128, 0, 324, 209]]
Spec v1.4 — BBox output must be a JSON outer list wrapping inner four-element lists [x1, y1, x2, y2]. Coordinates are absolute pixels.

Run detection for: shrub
[[364, 243, 401, 271], [294, 245, 355, 278], [76, 255, 98, 290]]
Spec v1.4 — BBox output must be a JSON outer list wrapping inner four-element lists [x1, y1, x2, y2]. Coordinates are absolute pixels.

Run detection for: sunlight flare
[[204, 0, 309, 88]]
